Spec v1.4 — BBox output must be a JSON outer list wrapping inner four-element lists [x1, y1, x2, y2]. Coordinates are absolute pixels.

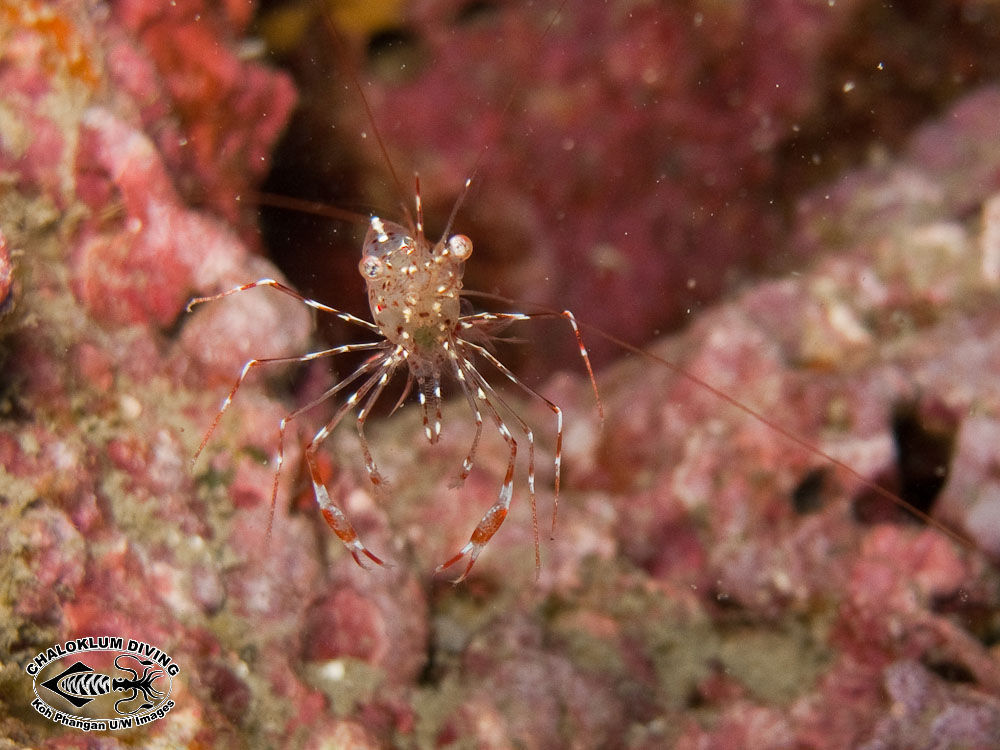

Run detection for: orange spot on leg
[[321, 507, 356, 541], [471, 507, 507, 545]]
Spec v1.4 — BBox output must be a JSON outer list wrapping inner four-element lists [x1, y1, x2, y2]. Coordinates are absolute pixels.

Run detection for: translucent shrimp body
[[188, 181, 601, 582], [360, 212, 471, 443]]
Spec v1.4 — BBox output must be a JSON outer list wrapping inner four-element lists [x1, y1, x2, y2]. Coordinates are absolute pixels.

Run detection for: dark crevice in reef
[[790, 467, 829, 516], [853, 396, 960, 526], [921, 655, 977, 686], [932, 594, 1000, 653]]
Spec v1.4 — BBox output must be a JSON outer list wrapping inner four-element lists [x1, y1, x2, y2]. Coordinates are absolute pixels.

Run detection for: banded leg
[[187, 277, 380, 334], [356, 357, 402, 489], [305, 361, 398, 569], [460, 338, 565, 535], [461, 353, 542, 574], [447, 347, 484, 488], [435, 357, 525, 582], [417, 375, 444, 444], [267, 351, 392, 541], [459, 308, 603, 534], [459, 309, 603, 422], [192, 342, 387, 465]]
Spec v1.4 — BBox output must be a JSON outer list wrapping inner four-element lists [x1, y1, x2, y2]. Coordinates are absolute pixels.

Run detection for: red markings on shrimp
[[188, 172, 602, 580], [185, 2, 998, 599]]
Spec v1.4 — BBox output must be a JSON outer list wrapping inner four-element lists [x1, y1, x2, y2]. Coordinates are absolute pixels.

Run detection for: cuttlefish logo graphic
[[26, 637, 178, 731]]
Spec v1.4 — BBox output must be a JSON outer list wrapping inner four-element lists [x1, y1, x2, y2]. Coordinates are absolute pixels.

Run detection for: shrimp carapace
[[188, 174, 602, 581]]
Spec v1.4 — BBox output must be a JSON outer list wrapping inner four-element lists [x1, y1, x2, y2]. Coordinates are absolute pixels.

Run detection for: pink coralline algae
[[71, 107, 247, 327], [2, 1, 1000, 749], [271, 0, 857, 368], [265, 0, 1000, 372], [110, 0, 295, 229]]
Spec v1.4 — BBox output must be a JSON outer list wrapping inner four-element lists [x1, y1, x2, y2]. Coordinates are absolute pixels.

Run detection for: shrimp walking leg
[[459, 308, 604, 531], [266, 350, 391, 540], [187, 277, 380, 334], [436, 356, 537, 581], [356, 360, 401, 488], [458, 308, 603, 421], [447, 350, 485, 487], [302, 353, 404, 568], [192, 343, 386, 465], [459, 339, 562, 536]]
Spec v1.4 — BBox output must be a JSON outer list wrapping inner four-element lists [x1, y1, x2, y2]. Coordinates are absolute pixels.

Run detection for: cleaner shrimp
[[189, 0, 994, 586], [186, 2, 605, 582], [188, 172, 601, 580]]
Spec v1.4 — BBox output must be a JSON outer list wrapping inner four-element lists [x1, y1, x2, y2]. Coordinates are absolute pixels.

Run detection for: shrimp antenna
[[587, 323, 977, 551], [440, 178, 473, 241], [461, 0, 571, 193], [319, 5, 412, 223], [316, 0, 571, 241], [245, 190, 369, 226], [435, 0, 568, 243], [462, 291, 975, 553]]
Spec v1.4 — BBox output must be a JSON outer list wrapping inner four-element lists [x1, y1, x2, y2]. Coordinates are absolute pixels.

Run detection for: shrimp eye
[[360, 255, 383, 279], [447, 234, 473, 260]]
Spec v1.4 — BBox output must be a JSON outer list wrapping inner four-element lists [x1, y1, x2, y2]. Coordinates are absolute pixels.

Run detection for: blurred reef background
[[2, 0, 1000, 747]]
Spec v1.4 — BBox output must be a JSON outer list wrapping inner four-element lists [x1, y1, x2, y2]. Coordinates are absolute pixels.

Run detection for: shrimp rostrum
[[188, 179, 601, 581]]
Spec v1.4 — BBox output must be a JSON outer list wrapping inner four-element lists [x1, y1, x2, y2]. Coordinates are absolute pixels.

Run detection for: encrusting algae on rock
[[1, 0, 1000, 747]]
